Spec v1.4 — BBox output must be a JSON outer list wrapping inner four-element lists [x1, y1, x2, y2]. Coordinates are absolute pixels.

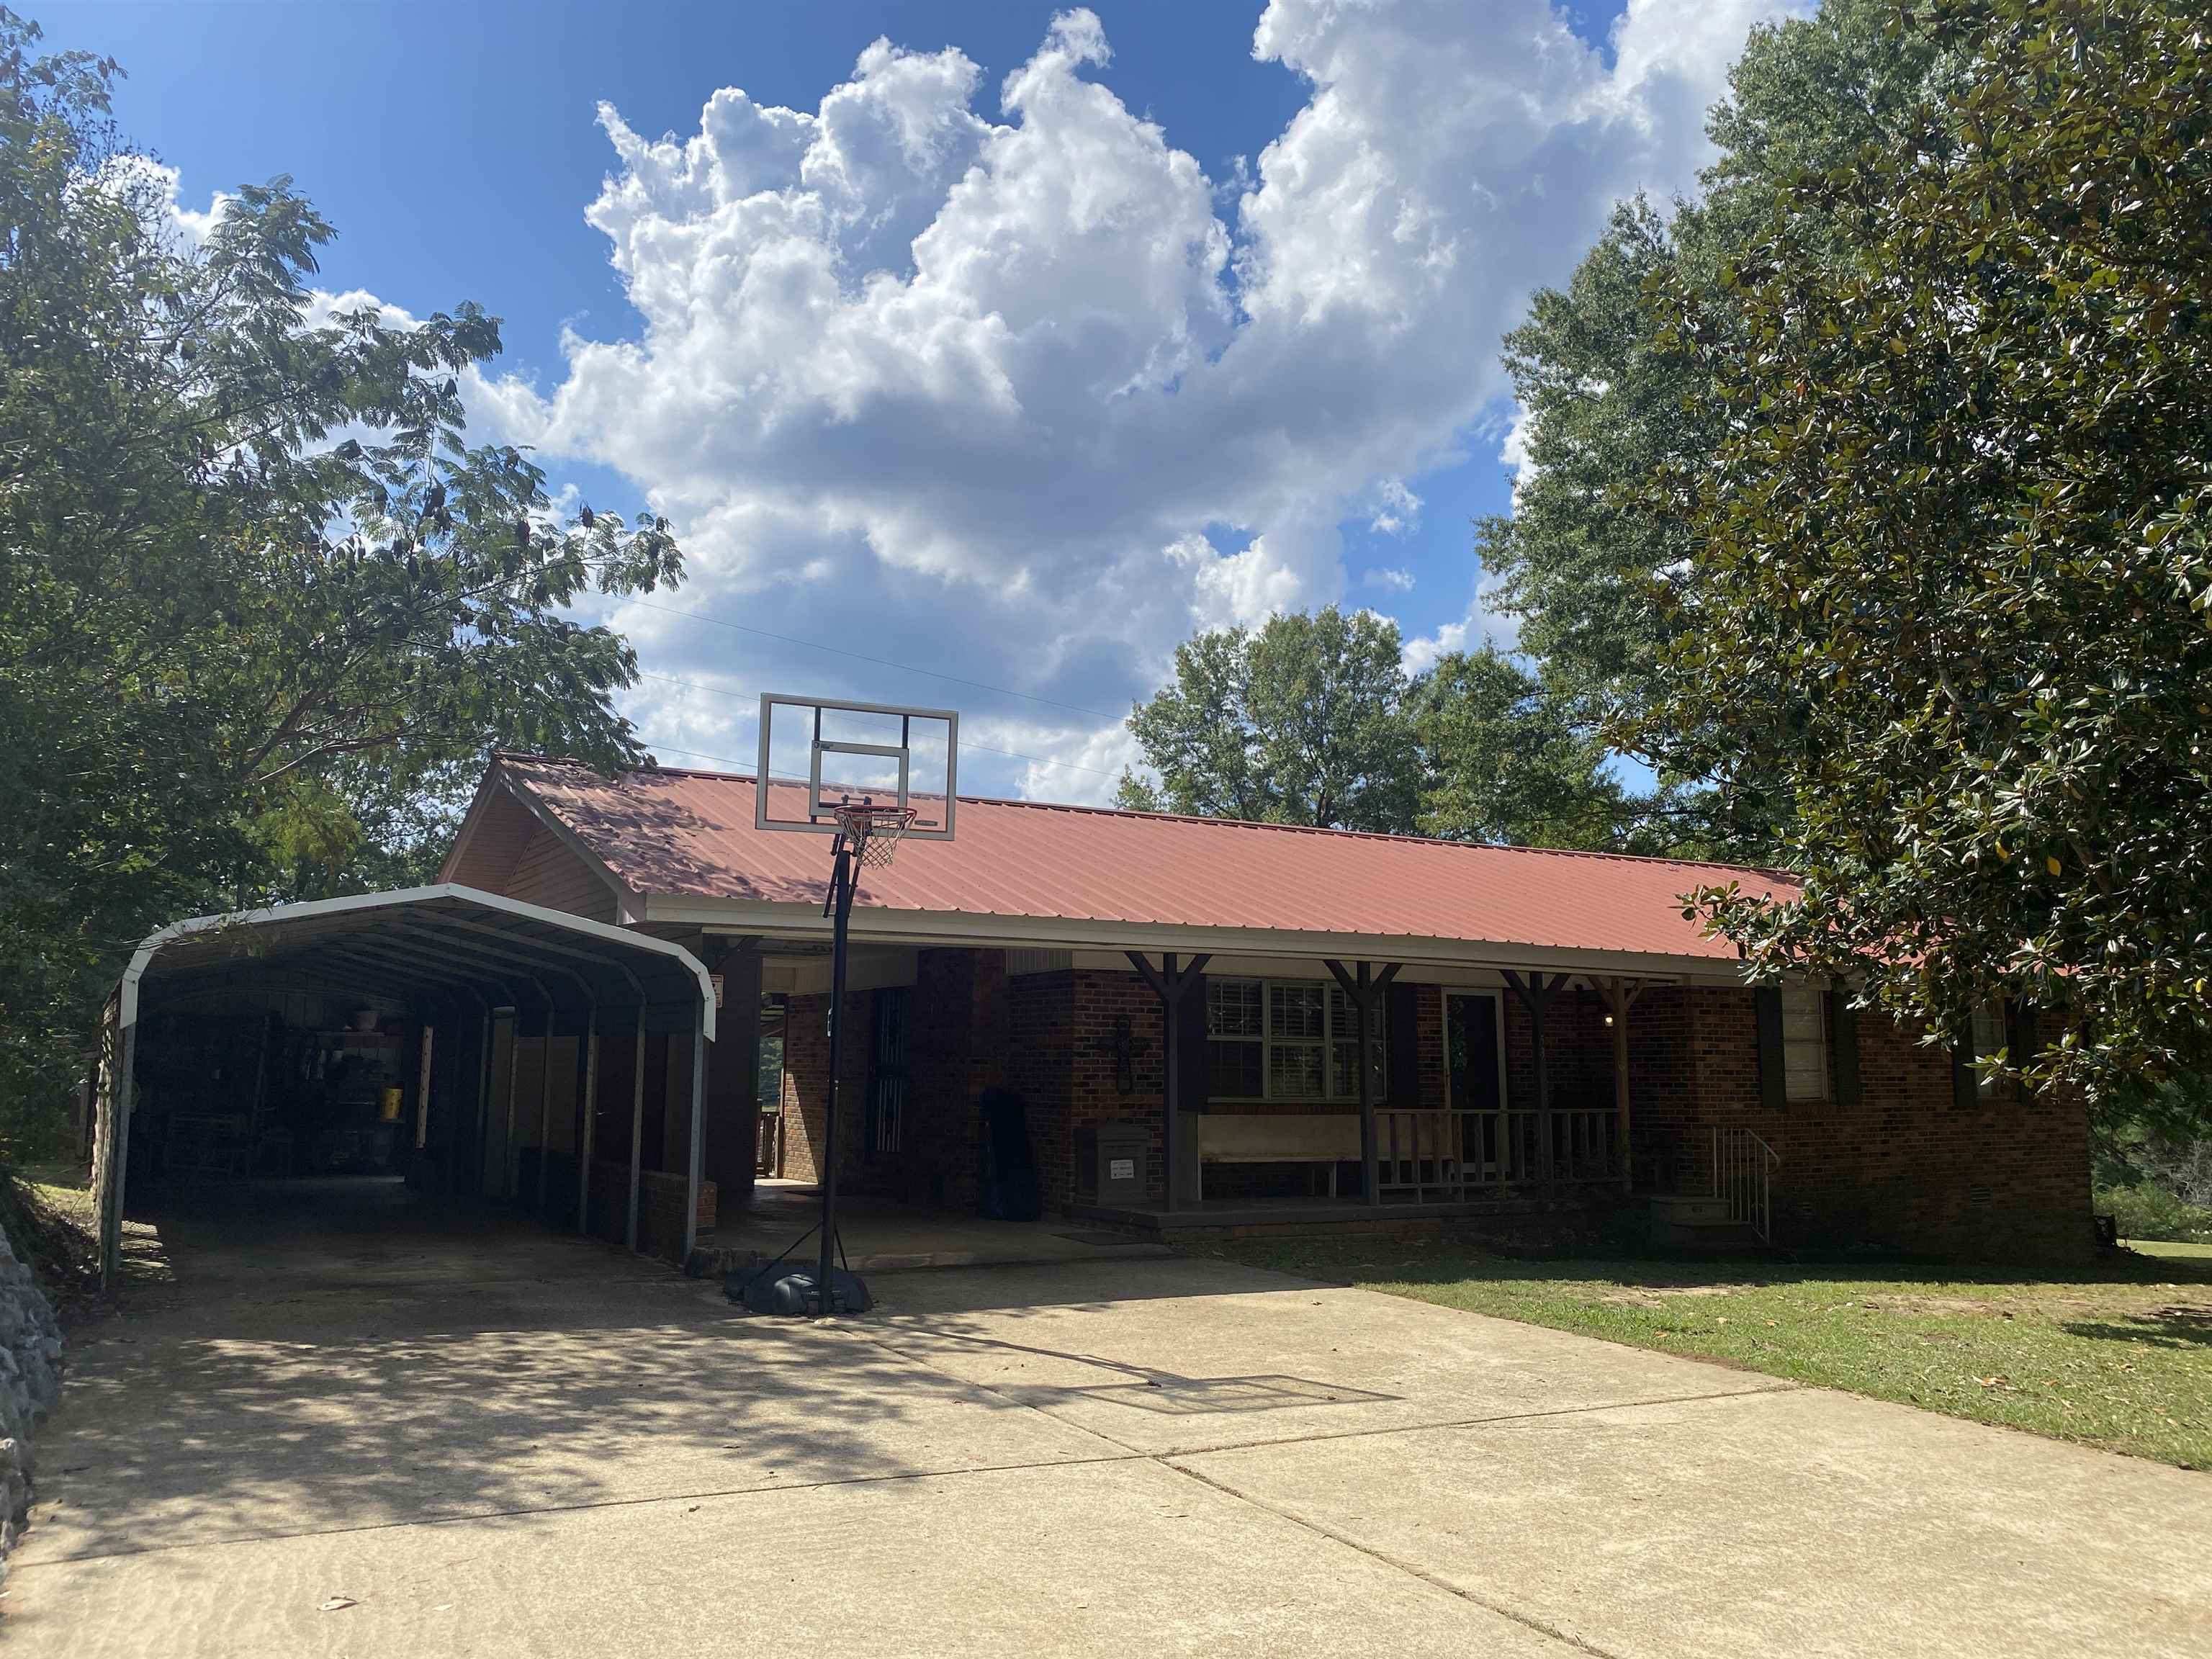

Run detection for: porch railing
[[1711, 1124, 1779, 1243], [1375, 1107, 1623, 1202]]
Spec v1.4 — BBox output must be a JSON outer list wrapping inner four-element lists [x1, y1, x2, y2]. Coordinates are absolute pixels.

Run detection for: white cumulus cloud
[[481, 1, 1799, 800]]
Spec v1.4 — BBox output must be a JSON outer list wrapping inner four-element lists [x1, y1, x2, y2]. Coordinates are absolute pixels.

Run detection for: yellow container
[[379, 1087, 403, 1123]]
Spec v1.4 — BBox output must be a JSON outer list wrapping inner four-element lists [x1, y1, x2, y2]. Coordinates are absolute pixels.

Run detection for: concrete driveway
[[15, 1183, 2212, 1658]]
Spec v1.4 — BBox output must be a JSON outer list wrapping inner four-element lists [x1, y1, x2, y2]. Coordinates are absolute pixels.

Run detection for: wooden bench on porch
[[1180, 1112, 1362, 1202]]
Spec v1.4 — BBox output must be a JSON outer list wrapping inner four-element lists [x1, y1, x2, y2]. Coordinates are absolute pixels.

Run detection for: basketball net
[[831, 800, 917, 870]]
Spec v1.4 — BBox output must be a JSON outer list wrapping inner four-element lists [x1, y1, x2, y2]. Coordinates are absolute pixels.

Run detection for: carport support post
[[105, 1019, 138, 1287], [626, 1008, 646, 1252], [502, 1013, 523, 1200], [683, 1013, 706, 1266], [535, 1007, 555, 1217], [576, 1012, 599, 1233], [472, 1010, 493, 1193]]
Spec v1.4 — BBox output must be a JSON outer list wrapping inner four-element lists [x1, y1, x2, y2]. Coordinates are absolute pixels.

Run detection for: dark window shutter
[[1754, 988, 1786, 1112], [1176, 980, 1209, 1115], [1386, 981, 1421, 1109], [1951, 1030, 1978, 1112], [2007, 1001, 2040, 1069], [1828, 988, 1860, 1107]]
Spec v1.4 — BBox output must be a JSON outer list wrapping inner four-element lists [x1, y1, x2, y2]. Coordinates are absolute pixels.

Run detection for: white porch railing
[[1375, 1107, 1622, 1202], [1711, 1124, 1779, 1242]]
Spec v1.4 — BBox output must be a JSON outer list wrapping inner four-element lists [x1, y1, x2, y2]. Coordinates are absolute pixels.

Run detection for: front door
[[1445, 993, 1504, 1179]]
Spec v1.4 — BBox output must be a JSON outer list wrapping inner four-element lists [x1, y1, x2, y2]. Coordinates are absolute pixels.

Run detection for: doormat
[[1054, 1230, 1141, 1246]]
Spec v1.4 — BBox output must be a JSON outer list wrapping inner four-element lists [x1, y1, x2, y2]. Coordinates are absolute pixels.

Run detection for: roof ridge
[[503, 754, 1790, 882]]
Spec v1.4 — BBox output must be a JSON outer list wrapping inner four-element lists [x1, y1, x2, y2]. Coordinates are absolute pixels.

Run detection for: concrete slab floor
[[14, 1180, 2212, 1657]]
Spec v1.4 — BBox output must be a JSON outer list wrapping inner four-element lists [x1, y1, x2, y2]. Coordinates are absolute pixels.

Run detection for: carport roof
[[122, 884, 715, 1038]]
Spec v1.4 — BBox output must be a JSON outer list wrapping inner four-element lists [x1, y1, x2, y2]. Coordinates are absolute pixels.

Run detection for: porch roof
[[450, 755, 1796, 975]]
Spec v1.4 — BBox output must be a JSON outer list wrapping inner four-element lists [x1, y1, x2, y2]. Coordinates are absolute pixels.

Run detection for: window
[[1206, 979, 1263, 1098], [1969, 1001, 2015, 1099], [1780, 985, 1831, 1102], [1204, 976, 1386, 1101]]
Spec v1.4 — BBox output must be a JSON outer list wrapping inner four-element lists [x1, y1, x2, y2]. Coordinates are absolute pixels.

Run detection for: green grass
[[1213, 1236, 2212, 1469]]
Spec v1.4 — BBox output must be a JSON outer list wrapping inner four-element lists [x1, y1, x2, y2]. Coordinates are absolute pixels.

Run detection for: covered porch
[[740, 930, 1735, 1241]]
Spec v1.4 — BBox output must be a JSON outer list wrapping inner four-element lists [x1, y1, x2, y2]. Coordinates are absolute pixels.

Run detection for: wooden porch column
[[1501, 971, 1571, 1193], [1599, 978, 1645, 1192], [1324, 960, 1401, 1205], [1128, 950, 1210, 1212]]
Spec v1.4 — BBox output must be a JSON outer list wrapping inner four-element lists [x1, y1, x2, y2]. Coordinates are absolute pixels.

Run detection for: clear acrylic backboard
[[754, 693, 958, 841]]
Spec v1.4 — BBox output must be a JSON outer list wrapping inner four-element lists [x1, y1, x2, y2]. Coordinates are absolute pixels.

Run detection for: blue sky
[[48, 0, 1789, 800]]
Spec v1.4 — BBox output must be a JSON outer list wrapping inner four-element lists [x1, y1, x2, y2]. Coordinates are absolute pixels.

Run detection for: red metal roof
[[490, 755, 1797, 964]]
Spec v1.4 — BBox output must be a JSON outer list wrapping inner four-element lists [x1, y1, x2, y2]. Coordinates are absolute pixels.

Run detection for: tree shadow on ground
[[1204, 1234, 2212, 1296], [30, 1182, 1107, 1566], [2062, 1305, 2212, 1349]]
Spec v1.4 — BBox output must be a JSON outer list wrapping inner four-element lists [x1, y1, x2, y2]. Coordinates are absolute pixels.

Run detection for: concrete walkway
[[14, 1182, 2211, 1657]]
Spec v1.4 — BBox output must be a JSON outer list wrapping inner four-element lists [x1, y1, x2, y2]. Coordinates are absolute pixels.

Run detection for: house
[[437, 752, 2095, 1263]]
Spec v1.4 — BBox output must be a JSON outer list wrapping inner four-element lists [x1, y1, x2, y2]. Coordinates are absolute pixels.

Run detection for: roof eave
[[638, 893, 1750, 984]]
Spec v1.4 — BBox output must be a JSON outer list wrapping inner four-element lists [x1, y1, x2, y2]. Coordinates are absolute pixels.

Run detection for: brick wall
[[778, 989, 868, 1187], [584, 1160, 715, 1264], [778, 948, 2092, 1259], [1717, 990, 2086, 1261]]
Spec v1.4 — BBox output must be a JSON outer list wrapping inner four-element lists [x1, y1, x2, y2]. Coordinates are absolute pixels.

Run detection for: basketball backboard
[[755, 693, 958, 841]]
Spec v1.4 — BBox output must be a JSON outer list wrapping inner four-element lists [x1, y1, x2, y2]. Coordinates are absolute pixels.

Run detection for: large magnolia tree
[[0, 14, 682, 1140], [1642, 0, 2212, 1097]]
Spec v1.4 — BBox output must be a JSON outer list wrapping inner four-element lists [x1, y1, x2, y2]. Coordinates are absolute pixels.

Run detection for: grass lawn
[[1213, 1236, 2212, 1469]]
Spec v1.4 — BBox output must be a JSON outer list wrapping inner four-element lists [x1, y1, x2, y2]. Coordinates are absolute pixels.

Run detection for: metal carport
[[92, 884, 716, 1285]]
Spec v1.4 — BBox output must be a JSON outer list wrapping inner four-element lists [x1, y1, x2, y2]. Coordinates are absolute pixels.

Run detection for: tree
[[0, 13, 683, 1143], [1639, 0, 2212, 1099], [1475, 0, 1945, 856], [1117, 606, 1420, 832], [1409, 649, 1629, 849]]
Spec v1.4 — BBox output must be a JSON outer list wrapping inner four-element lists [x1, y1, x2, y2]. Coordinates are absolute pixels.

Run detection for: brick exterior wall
[[776, 948, 2092, 1262], [1624, 988, 2094, 1262]]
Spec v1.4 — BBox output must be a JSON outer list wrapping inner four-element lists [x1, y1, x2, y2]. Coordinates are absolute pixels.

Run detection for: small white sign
[[1108, 1158, 1136, 1182]]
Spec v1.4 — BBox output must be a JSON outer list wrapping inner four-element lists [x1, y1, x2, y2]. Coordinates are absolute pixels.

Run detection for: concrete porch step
[[1648, 1193, 1735, 1226], [1647, 1192, 1767, 1252]]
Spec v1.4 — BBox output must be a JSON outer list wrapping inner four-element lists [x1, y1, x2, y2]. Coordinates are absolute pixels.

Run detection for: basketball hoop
[[831, 799, 917, 869]]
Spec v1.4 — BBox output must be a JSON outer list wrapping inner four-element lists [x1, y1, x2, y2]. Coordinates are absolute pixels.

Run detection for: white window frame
[[1203, 976, 1385, 1103], [1780, 984, 1833, 1103]]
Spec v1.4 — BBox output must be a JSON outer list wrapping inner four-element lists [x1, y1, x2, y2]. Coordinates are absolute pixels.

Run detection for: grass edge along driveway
[[1209, 1236, 2212, 1470]]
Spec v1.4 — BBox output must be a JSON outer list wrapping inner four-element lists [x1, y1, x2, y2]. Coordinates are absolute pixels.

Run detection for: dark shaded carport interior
[[106, 885, 716, 1277]]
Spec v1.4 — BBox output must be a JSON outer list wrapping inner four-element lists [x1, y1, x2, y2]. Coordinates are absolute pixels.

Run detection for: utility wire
[[623, 596, 1123, 721]]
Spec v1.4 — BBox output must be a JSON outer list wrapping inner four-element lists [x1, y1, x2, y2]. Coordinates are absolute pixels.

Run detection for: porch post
[[1325, 960, 1401, 1205], [1128, 950, 1211, 1213], [1601, 978, 1643, 1192], [1502, 971, 1569, 1195]]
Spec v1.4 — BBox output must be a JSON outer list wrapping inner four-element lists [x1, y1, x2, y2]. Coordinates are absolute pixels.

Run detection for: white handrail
[[1710, 1125, 1779, 1243]]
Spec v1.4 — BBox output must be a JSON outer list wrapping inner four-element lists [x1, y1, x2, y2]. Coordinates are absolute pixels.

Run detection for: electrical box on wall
[[1076, 1121, 1149, 1206]]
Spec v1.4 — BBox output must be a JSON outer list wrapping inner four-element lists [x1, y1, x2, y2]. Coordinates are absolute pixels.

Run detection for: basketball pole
[[817, 830, 857, 1313]]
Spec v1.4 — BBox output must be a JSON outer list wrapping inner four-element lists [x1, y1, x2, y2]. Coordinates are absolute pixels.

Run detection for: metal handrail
[[1711, 1125, 1780, 1243]]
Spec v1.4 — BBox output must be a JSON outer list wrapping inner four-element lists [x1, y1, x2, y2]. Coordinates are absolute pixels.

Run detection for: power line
[[622, 596, 1123, 722], [631, 671, 1123, 780]]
